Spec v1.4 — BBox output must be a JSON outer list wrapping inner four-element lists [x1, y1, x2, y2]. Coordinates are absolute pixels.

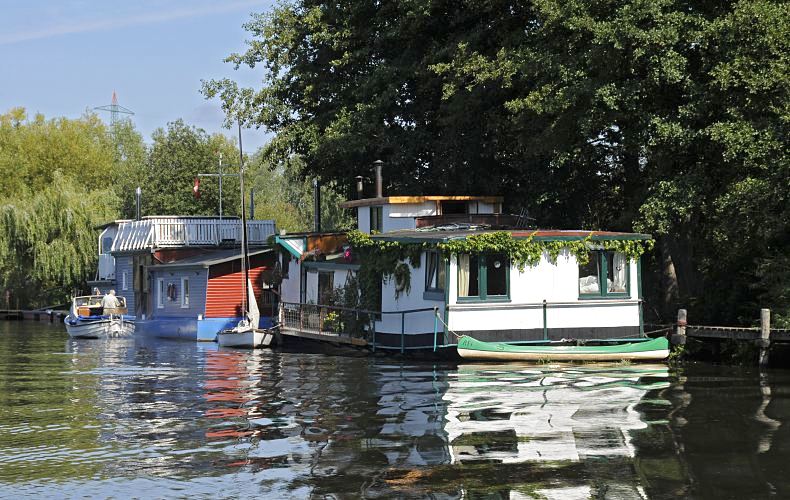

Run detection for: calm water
[[1, 323, 789, 499]]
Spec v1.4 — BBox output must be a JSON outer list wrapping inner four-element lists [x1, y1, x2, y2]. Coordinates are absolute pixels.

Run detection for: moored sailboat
[[216, 122, 274, 349]]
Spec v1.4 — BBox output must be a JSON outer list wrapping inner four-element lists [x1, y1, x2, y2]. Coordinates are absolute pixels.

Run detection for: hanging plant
[[437, 231, 653, 271]]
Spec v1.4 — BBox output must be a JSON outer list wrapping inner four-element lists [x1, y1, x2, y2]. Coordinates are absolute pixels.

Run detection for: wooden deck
[[0, 310, 68, 322], [279, 327, 368, 347]]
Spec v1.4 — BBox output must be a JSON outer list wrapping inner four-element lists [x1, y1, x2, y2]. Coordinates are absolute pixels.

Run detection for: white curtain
[[458, 254, 470, 297], [611, 253, 627, 292]]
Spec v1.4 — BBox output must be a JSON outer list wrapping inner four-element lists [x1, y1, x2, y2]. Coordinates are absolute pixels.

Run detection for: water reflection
[[2, 323, 790, 498]]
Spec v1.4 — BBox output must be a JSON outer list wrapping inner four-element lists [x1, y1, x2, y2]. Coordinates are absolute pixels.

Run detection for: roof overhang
[[147, 248, 273, 270], [340, 195, 504, 209], [372, 230, 652, 244]]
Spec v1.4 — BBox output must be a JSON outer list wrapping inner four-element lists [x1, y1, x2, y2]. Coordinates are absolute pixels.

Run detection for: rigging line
[[434, 310, 462, 339]]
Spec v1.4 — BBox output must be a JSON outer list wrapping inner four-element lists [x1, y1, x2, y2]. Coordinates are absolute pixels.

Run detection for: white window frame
[[122, 271, 128, 291], [157, 278, 165, 308], [181, 277, 190, 308]]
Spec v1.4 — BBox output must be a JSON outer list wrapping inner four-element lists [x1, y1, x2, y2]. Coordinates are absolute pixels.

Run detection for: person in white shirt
[[101, 289, 121, 310]]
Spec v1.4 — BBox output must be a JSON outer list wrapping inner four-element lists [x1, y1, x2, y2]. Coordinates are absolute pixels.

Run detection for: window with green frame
[[457, 253, 509, 301], [578, 250, 630, 298], [369, 206, 383, 233], [425, 250, 446, 292]]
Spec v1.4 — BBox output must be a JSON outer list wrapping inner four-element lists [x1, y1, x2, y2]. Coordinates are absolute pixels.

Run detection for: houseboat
[[93, 216, 278, 341], [274, 168, 659, 359]]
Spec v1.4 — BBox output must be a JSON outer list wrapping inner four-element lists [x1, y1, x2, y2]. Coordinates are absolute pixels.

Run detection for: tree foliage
[[205, 0, 789, 324], [141, 119, 243, 218], [0, 174, 119, 308], [248, 151, 354, 232]]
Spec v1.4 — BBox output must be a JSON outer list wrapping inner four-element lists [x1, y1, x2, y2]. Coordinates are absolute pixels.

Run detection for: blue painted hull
[[136, 316, 274, 342]]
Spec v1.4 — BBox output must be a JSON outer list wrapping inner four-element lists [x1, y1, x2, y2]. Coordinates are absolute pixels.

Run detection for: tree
[[248, 151, 354, 232], [205, 0, 788, 324], [141, 119, 242, 218], [0, 174, 119, 308]]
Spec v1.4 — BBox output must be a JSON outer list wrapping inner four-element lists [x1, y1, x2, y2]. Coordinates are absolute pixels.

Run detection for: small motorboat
[[456, 335, 669, 362], [64, 294, 135, 339]]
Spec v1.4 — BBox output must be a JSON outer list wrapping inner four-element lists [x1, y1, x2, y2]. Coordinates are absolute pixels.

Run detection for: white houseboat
[[274, 186, 653, 356]]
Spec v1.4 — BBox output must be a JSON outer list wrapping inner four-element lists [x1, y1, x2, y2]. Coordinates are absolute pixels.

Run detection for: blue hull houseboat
[[274, 169, 652, 356], [94, 216, 277, 341]]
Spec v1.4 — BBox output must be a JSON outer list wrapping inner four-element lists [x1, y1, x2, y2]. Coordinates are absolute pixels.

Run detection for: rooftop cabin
[[340, 196, 507, 234]]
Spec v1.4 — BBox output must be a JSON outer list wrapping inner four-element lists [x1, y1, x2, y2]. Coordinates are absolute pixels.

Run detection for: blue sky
[[0, 0, 274, 151]]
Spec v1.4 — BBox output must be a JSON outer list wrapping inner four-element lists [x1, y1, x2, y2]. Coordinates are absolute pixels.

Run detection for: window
[[579, 251, 629, 298], [122, 271, 128, 291], [281, 252, 290, 279], [157, 278, 165, 308], [318, 271, 334, 305], [102, 236, 113, 254], [369, 206, 383, 233], [441, 201, 467, 214], [425, 251, 446, 292], [181, 277, 190, 308], [457, 253, 509, 301]]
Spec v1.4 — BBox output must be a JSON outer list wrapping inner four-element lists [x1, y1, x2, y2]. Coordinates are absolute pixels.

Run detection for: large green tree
[[249, 152, 354, 232], [204, 0, 788, 325], [141, 119, 243, 218]]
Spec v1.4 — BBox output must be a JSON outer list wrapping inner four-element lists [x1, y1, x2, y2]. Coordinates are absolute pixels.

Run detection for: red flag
[[193, 177, 200, 199]]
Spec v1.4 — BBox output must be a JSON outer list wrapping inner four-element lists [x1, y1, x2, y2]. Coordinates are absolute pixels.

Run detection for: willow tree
[[0, 174, 119, 308]]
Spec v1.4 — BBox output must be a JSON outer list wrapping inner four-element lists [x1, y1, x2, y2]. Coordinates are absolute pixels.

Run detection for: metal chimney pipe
[[373, 160, 383, 198], [355, 176, 364, 199], [313, 179, 321, 232], [135, 187, 141, 221]]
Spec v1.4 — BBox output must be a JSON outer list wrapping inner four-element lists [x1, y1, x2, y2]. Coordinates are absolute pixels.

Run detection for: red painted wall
[[205, 253, 276, 318]]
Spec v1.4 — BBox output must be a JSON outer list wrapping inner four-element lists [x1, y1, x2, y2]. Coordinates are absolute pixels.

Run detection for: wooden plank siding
[[151, 268, 208, 318], [205, 253, 277, 318], [114, 255, 135, 314]]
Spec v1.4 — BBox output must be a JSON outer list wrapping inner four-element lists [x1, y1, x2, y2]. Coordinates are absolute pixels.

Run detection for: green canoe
[[456, 335, 670, 362]]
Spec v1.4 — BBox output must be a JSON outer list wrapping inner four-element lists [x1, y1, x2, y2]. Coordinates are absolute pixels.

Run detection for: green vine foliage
[[346, 230, 654, 306], [437, 232, 654, 271], [346, 230, 422, 307]]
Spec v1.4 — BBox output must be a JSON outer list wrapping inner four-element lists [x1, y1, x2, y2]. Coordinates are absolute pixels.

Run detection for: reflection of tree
[[0, 323, 102, 483], [667, 366, 789, 498]]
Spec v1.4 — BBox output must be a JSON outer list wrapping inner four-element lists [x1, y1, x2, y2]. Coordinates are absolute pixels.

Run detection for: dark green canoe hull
[[457, 336, 670, 362]]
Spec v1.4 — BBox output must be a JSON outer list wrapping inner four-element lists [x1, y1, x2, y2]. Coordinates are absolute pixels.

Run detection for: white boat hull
[[65, 316, 135, 339], [217, 329, 273, 349]]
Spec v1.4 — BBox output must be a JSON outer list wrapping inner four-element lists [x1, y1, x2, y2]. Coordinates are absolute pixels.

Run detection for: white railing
[[112, 217, 276, 252]]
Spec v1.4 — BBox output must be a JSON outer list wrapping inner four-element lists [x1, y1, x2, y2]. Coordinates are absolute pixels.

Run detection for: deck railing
[[113, 218, 276, 251], [278, 301, 439, 352]]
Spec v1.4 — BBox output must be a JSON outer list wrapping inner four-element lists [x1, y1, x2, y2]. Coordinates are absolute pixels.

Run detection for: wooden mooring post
[[758, 308, 771, 367], [671, 309, 687, 347]]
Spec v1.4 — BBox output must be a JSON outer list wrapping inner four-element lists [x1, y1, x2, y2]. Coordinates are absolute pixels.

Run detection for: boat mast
[[238, 121, 250, 319]]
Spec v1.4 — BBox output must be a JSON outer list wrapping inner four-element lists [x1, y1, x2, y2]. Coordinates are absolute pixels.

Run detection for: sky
[[0, 0, 274, 151]]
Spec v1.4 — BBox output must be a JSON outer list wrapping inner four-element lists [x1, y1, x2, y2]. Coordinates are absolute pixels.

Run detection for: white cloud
[[0, 0, 269, 46]]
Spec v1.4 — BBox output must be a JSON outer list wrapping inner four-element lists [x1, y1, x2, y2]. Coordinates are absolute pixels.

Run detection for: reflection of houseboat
[[93, 216, 277, 341], [64, 294, 134, 338], [274, 164, 653, 355]]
